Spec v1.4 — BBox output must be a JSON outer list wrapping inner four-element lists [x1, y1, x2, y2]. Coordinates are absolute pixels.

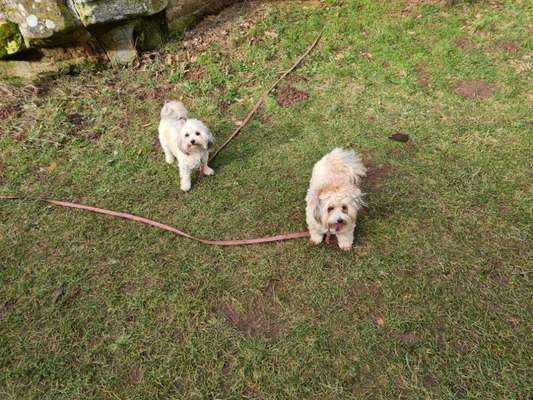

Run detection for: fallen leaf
[[388, 132, 410, 142], [373, 315, 385, 327], [47, 162, 57, 173], [52, 284, 65, 303]]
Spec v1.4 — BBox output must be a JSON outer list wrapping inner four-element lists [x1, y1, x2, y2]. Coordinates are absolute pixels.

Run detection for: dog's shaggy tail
[[329, 148, 367, 185]]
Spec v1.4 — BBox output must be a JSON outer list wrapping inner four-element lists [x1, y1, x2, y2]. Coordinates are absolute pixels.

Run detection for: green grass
[[1, 1, 532, 398]]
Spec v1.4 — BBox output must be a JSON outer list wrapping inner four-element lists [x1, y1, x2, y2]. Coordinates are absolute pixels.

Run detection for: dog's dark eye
[[327, 206, 334, 212], [195, 132, 200, 136], [342, 205, 348, 212], [185, 133, 189, 137]]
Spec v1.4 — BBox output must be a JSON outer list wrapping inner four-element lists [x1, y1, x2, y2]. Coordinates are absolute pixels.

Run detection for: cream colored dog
[[158, 101, 214, 192], [305, 148, 367, 251]]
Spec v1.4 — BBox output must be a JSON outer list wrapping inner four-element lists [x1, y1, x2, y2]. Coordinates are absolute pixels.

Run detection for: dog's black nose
[[337, 219, 344, 224], [190, 140, 196, 144]]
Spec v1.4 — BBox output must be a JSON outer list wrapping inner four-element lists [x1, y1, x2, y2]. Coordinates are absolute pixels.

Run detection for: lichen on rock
[[0, 0, 81, 46], [0, 0, 243, 71], [0, 21, 24, 58]]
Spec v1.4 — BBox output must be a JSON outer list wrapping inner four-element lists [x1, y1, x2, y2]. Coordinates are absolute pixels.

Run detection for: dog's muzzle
[[330, 219, 346, 232]]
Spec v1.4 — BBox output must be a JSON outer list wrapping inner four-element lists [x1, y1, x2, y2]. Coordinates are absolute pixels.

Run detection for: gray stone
[[0, 0, 81, 46], [92, 21, 136, 65], [0, 0, 242, 71], [72, 0, 167, 26]]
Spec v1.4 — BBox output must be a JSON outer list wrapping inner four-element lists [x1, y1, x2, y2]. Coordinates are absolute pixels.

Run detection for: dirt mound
[[454, 80, 497, 100], [274, 85, 309, 107]]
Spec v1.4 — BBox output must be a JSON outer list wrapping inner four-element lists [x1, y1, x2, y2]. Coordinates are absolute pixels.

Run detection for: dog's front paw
[[203, 166, 215, 176], [165, 156, 175, 164], [339, 244, 352, 252], [180, 182, 191, 192], [309, 233, 323, 246]]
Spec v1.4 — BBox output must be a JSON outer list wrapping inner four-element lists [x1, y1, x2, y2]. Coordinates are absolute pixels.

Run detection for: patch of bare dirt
[[66, 112, 85, 127], [388, 0, 441, 17], [0, 103, 22, 120], [362, 160, 393, 193], [0, 298, 16, 322], [138, 88, 166, 100], [152, 135, 161, 154], [180, 1, 268, 54], [498, 41, 521, 54], [391, 331, 421, 346], [274, 85, 309, 107], [423, 374, 438, 391], [219, 300, 284, 341], [415, 65, 432, 88], [0, 82, 47, 104], [455, 37, 478, 50], [183, 66, 206, 80], [454, 80, 498, 100]]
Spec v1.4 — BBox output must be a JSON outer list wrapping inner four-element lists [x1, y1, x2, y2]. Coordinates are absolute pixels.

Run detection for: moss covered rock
[[0, 0, 81, 47], [0, 21, 24, 58], [0, 0, 242, 69]]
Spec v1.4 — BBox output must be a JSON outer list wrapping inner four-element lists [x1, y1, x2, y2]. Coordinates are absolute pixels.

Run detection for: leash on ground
[[209, 31, 322, 162], [0, 32, 322, 246], [0, 196, 309, 246]]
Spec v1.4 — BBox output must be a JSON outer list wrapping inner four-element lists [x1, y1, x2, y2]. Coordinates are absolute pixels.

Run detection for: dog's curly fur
[[305, 148, 366, 251], [158, 101, 214, 192]]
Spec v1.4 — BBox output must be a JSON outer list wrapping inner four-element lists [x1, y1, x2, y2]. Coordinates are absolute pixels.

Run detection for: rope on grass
[[209, 31, 323, 162], [0, 196, 310, 246]]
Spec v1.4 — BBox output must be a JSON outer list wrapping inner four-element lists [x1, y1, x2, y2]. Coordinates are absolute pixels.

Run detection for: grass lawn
[[1, 0, 531, 398]]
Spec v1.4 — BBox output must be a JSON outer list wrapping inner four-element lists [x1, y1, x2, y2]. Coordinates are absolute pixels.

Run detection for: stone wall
[[0, 0, 241, 75]]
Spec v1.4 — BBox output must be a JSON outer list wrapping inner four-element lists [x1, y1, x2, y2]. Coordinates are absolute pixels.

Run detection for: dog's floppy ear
[[313, 200, 322, 225], [177, 129, 189, 155]]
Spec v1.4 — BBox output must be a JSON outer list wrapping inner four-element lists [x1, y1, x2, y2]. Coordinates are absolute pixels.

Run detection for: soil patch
[[415, 65, 431, 88], [455, 37, 478, 50], [454, 80, 497, 100], [0, 103, 22, 119], [220, 300, 284, 340], [392, 331, 421, 346], [183, 66, 206, 80], [0, 298, 16, 322], [363, 160, 393, 193], [498, 41, 520, 54], [181, 2, 267, 54], [66, 112, 85, 127], [274, 85, 309, 107]]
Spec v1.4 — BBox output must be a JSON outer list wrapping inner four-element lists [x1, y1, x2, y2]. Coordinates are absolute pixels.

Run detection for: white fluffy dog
[[305, 148, 367, 251], [158, 101, 214, 192]]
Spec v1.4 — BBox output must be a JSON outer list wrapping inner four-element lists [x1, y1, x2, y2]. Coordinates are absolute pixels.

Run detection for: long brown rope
[[209, 31, 322, 162], [0, 196, 309, 246]]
